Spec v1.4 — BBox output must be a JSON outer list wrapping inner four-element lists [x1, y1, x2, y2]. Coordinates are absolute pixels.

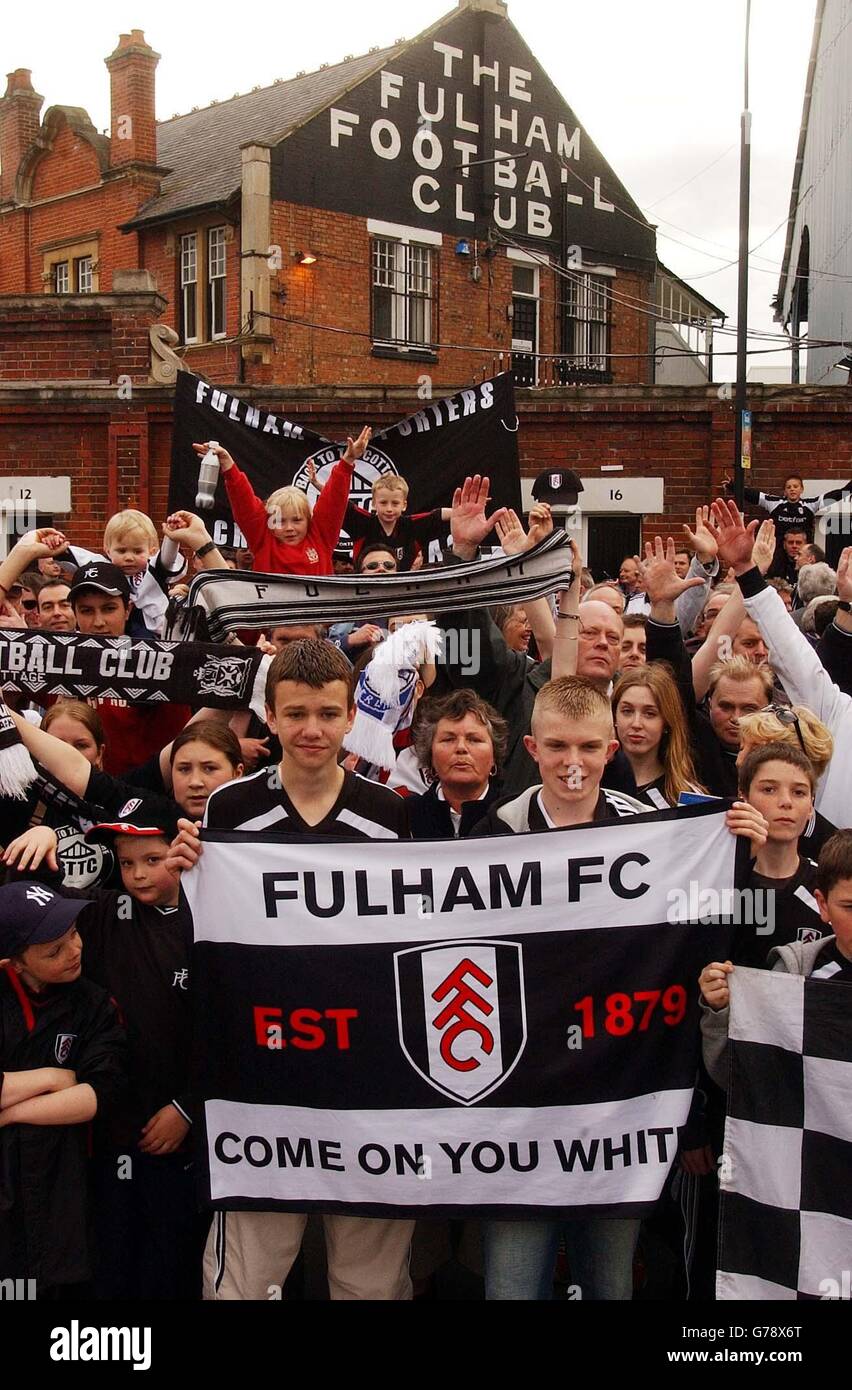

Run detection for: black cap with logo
[[67, 562, 131, 604], [531, 469, 585, 509]]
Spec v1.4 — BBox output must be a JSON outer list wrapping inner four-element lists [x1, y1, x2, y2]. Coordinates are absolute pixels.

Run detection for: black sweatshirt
[[0, 963, 126, 1286], [66, 887, 194, 1149]]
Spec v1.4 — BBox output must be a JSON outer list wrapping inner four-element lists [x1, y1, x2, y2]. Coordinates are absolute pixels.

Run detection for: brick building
[[0, 0, 850, 572]]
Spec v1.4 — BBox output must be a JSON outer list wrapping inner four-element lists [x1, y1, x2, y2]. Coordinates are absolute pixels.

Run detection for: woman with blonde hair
[[609, 663, 706, 808]]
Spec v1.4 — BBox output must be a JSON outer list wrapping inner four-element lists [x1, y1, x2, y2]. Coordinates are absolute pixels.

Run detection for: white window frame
[[180, 233, 199, 344], [53, 261, 70, 294], [208, 226, 227, 340], [564, 270, 611, 372], [371, 237, 434, 351], [75, 256, 93, 294], [368, 221, 439, 353]]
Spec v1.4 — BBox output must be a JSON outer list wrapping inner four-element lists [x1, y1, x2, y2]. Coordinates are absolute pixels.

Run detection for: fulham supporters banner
[[169, 371, 522, 552], [185, 803, 738, 1217]]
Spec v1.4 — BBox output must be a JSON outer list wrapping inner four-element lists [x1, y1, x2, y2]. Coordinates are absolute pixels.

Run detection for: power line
[[643, 143, 737, 210], [252, 307, 849, 361]]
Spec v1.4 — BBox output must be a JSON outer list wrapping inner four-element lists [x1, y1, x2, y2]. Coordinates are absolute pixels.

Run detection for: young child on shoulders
[[344, 474, 451, 569], [67, 509, 185, 638], [192, 428, 371, 576]]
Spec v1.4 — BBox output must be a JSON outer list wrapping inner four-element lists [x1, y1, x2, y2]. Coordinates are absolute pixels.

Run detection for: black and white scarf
[[178, 531, 574, 640], [0, 695, 37, 799], [0, 632, 270, 720]]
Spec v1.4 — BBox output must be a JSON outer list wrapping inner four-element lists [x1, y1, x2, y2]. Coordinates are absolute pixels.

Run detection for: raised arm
[[162, 510, 228, 572], [690, 517, 777, 701], [711, 499, 851, 731], [0, 528, 68, 596], [309, 428, 370, 554], [493, 505, 556, 661], [551, 537, 582, 679], [676, 507, 720, 636], [8, 710, 92, 798]]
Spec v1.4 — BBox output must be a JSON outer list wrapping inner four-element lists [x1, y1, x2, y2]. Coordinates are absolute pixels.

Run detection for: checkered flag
[[717, 967, 852, 1300]]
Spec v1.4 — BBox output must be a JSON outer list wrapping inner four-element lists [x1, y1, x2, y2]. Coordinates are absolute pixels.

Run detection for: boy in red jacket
[[192, 428, 370, 575]]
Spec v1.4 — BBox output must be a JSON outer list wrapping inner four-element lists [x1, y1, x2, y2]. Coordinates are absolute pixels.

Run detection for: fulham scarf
[[179, 531, 574, 640]]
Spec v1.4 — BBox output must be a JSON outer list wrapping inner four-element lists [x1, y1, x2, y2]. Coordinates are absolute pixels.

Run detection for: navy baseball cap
[[0, 881, 91, 957], [68, 561, 131, 604]]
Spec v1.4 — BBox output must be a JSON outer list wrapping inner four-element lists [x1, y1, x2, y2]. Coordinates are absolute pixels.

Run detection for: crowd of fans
[[0, 449, 850, 1303]]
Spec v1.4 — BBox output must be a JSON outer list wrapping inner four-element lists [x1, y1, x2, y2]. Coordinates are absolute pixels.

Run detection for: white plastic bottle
[[195, 441, 220, 511]]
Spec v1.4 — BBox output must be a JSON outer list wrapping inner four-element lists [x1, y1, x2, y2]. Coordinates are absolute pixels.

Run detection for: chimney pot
[[0, 68, 43, 200]]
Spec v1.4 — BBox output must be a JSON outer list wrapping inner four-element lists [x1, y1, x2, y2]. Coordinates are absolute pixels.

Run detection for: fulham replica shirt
[[203, 765, 409, 840]]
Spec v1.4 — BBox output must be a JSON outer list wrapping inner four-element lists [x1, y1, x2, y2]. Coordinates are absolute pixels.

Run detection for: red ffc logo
[[394, 940, 526, 1105], [431, 958, 495, 1072]]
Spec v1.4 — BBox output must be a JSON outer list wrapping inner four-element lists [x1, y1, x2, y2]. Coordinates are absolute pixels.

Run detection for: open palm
[[450, 474, 507, 549]]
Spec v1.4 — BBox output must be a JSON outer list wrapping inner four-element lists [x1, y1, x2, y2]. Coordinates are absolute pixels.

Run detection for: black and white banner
[[169, 371, 522, 551], [0, 630, 270, 719], [185, 803, 737, 1217], [181, 530, 574, 640], [717, 968, 852, 1301]]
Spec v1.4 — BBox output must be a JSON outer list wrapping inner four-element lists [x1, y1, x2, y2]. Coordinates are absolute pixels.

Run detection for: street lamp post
[[733, 0, 752, 509]]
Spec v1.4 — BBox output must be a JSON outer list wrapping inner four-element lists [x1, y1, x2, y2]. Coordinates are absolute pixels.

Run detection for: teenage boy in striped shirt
[[167, 639, 413, 1300]]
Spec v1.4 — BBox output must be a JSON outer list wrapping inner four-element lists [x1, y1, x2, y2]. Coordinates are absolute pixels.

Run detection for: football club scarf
[[0, 695, 37, 799], [343, 620, 441, 772], [178, 530, 574, 641], [0, 631, 271, 721]]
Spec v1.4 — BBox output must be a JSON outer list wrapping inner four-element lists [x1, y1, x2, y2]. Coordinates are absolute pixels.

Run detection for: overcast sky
[[6, 0, 817, 378]]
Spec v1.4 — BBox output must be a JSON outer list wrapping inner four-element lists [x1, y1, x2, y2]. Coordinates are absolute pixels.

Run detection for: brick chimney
[[104, 30, 160, 169], [0, 69, 44, 201]]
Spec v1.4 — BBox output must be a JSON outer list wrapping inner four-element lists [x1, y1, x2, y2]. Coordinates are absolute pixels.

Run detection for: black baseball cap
[[68, 561, 131, 604], [0, 880, 92, 957], [532, 469, 585, 508]]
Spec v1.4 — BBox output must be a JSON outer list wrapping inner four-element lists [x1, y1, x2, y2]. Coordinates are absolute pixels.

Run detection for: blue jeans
[[483, 1217, 640, 1300]]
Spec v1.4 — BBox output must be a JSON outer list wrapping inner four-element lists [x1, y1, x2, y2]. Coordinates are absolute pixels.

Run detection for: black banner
[[168, 371, 521, 551], [0, 630, 269, 717]]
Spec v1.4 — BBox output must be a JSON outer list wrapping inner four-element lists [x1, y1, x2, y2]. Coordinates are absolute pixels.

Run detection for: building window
[[180, 233, 199, 344], [371, 238, 434, 349], [43, 239, 99, 295], [562, 273, 611, 375], [208, 226, 227, 340], [75, 256, 93, 293], [511, 264, 540, 387]]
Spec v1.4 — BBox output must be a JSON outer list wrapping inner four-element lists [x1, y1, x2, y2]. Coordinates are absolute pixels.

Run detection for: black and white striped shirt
[[203, 765, 409, 840], [810, 938, 852, 983]]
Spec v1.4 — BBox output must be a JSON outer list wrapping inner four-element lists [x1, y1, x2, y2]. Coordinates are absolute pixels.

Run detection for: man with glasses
[[439, 477, 625, 795], [328, 543, 397, 661]]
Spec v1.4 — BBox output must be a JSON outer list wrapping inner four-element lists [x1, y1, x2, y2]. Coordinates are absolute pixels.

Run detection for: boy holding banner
[[168, 639, 414, 1300], [473, 676, 768, 1300]]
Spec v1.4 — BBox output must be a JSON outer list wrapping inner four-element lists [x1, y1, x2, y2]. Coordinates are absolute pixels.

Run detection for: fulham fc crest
[[55, 1034, 76, 1065], [394, 940, 526, 1105]]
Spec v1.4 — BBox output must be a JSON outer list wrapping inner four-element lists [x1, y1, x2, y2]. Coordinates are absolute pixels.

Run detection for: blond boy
[[345, 475, 451, 569]]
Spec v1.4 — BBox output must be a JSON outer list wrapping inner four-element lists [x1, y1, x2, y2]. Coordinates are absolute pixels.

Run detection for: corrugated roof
[[125, 45, 401, 228]]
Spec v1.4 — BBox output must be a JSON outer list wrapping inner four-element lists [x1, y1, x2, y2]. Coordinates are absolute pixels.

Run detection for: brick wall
[[1, 307, 849, 555]]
